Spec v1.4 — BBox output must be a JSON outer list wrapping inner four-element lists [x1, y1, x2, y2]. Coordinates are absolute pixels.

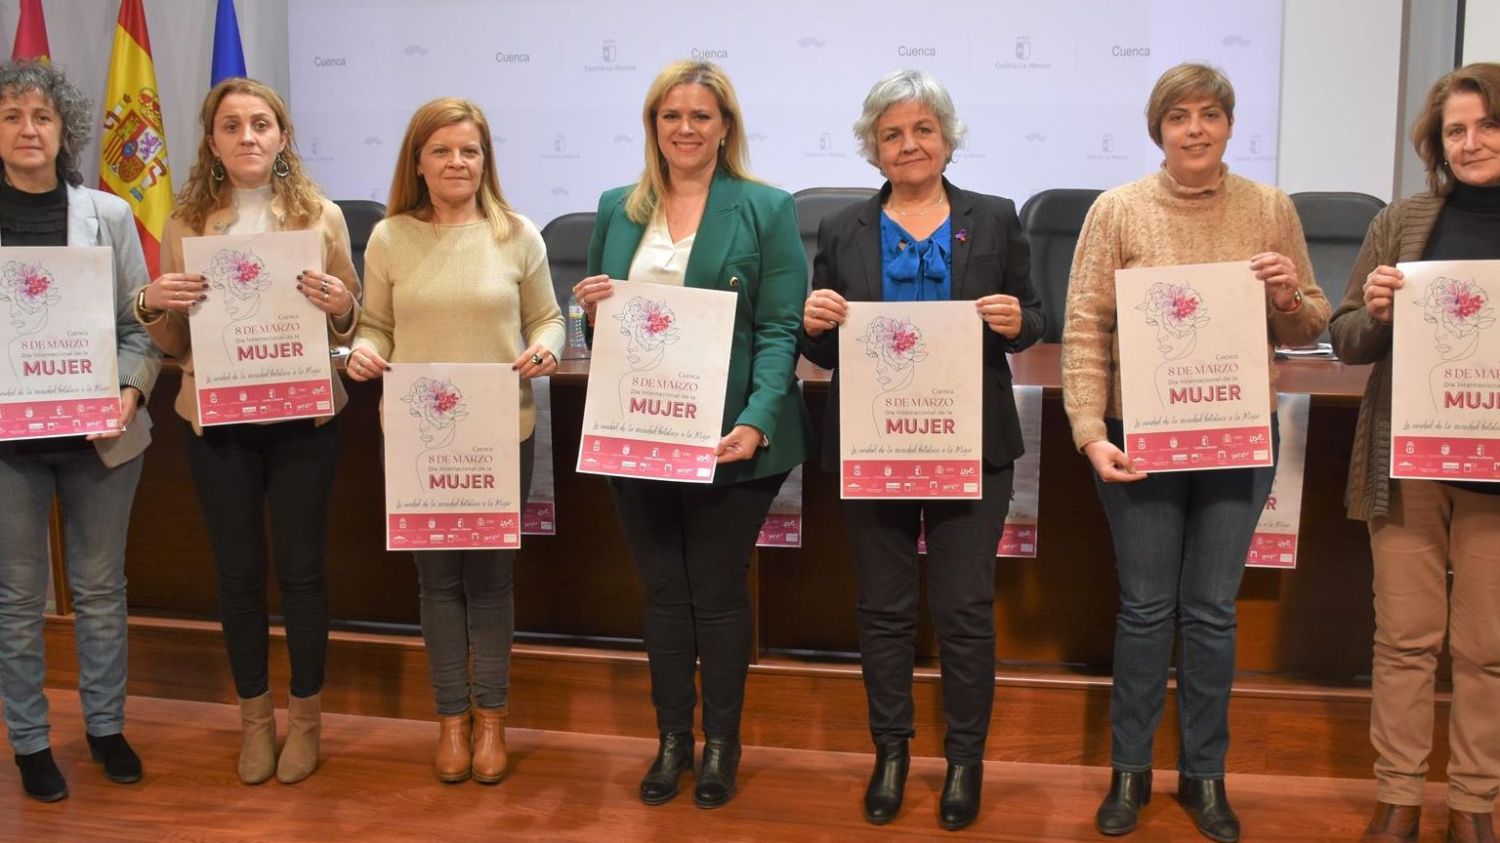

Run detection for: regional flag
[[11, 0, 51, 62], [99, 0, 172, 277]]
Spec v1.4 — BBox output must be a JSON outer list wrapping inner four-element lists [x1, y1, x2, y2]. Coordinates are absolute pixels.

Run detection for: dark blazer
[[587, 169, 812, 484], [802, 179, 1044, 473]]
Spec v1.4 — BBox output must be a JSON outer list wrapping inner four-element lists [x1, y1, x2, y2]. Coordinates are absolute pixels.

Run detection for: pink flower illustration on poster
[[0, 261, 61, 377], [1137, 281, 1211, 408], [402, 376, 470, 486], [1419, 275, 1495, 412], [858, 315, 929, 432], [614, 296, 681, 413], [205, 249, 273, 359]]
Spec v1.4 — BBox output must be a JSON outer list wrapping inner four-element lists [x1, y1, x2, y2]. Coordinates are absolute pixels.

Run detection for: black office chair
[[792, 187, 877, 284], [540, 212, 597, 359], [1018, 188, 1102, 342], [1289, 191, 1385, 293], [333, 199, 386, 282]]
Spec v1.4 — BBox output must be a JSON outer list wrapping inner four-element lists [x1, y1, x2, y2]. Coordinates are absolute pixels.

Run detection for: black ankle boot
[[938, 761, 983, 831], [86, 733, 143, 784], [863, 740, 910, 825], [14, 748, 67, 802], [1177, 773, 1240, 843], [639, 731, 693, 806], [1096, 769, 1152, 835], [693, 736, 741, 809]]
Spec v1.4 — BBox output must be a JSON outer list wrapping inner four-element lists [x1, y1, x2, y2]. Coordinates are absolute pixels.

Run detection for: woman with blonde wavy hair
[[348, 97, 563, 785], [136, 76, 359, 786]]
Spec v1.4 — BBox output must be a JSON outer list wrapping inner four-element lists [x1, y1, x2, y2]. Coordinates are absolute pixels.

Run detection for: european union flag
[[211, 0, 246, 85]]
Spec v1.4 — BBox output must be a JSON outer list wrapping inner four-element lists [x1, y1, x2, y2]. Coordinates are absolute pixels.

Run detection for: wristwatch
[[135, 287, 162, 320], [1272, 288, 1303, 313]]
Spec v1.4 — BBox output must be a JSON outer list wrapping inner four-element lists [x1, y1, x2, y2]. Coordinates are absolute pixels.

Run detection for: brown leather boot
[[1449, 808, 1496, 843], [237, 692, 277, 785], [434, 712, 472, 783], [471, 706, 509, 784], [276, 692, 322, 784], [1360, 802, 1419, 843]]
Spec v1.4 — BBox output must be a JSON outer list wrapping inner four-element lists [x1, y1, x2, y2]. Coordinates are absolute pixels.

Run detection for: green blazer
[[587, 170, 812, 484]]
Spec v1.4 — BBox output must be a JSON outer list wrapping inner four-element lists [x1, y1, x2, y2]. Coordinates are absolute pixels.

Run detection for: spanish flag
[[11, 0, 51, 62], [99, 0, 172, 276]]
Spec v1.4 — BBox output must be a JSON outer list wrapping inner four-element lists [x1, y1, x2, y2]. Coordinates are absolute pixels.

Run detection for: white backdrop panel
[[290, 0, 1282, 227]]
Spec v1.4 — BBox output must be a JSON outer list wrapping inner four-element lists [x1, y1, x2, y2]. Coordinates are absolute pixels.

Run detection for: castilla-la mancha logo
[[101, 88, 169, 196], [586, 38, 635, 72]]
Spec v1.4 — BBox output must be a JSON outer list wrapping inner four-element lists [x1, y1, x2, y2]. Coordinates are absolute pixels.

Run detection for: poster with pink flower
[[577, 280, 737, 483], [383, 363, 522, 550], [0, 247, 122, 440], [1246, 393, 1309, 569], [183, 231, 334, 426], [1390, 261, 1500, 482], [838, 301, 982, 499], [1114, 262, 1273, 472]]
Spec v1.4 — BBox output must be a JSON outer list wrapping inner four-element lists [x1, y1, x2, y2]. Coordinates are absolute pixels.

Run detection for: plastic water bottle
[[565, 294, 590, 359]]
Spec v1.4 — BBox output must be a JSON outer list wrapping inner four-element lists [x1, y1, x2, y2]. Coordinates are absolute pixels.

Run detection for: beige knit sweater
[[354, 214, 565, 439], [1061, 165, 1331, 451]]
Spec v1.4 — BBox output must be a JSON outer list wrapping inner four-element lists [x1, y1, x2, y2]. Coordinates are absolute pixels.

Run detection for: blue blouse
[[879, 212, 952, 302]]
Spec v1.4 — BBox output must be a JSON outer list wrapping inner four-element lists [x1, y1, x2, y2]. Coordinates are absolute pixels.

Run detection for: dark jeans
[[609, 470, 788, 739], [1094, 417, 1278, 778], [415, 436, 534, 716], [843, 465, 1013, 764], [184, 418, 341, 700]]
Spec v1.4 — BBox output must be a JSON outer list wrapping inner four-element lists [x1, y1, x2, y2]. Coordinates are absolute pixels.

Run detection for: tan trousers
[[1369, 479, 1500, 812]]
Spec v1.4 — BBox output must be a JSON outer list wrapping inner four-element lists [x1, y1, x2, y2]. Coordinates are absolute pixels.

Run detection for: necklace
[[885, 193, 947, 217]]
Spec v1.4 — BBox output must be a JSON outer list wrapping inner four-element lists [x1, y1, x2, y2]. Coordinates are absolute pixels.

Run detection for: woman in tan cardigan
[[134, 78, 359, 786], [1332, 63, 1500, 843]]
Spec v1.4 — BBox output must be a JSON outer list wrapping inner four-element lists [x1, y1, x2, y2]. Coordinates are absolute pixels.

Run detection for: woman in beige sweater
[[347, 97, 564, 785], [136, 78, 358, 787], [1060, 64, 1328, 842]]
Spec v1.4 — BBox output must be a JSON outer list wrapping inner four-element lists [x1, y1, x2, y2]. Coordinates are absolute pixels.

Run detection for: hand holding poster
[[183, 230, 334, 426], [1391, 260, 1500, 482], [0, 247, 121, 440], [1115, 262, 1273, 472], [839, 301, 982, 499], [384, 364, 521, 551], [577, 281, 736, 483]]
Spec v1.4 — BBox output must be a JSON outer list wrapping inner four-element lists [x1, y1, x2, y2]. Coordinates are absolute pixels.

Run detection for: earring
[[211, 158, 226, 183], [719, 138, 726, 148], [273, 152, 291, 178]]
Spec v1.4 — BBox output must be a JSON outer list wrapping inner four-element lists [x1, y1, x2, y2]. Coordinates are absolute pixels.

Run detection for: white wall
[[0, 0, 287, 189], [0, 0, 1422, 207], [1464, 0, 1500, 62]]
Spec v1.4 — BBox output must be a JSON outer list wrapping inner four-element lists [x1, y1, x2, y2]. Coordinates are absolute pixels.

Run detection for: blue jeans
[[1094, 418, 1277, 779], [0, 448, 144, 755]]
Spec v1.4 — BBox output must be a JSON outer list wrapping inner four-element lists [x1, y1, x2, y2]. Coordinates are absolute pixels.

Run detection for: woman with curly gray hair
[[0, 60, 160, 802]]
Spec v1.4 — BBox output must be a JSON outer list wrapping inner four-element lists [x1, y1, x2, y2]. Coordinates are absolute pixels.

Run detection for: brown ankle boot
[[1449, 808, 1496, 843], [471, 706, 509, 784], [434, 712, 472, 783], [1360, 802, 1419, 842], [237, 692, 277, 785], [276, 692, 322, 784]]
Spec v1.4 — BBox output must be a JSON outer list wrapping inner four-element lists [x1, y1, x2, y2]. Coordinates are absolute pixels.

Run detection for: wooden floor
[[0, 692, 1453, 842]]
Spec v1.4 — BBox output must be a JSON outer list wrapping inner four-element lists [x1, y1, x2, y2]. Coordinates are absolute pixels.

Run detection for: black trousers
[[842, 465, 1013, 764], [184, 417, 340, 699], [609, 471, 788, 739]]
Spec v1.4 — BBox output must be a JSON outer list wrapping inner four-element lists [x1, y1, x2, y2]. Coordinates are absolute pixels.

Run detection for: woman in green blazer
[[572, 60, 810, 810]]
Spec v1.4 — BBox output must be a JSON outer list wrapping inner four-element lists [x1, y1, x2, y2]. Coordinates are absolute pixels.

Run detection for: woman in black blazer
[[801, 70, 1044, 832]]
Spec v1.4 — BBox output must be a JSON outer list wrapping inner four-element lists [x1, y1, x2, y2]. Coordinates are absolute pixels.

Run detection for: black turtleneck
[[1422, 180, 1500, 262], [0, 177, 69, 247], [1422, 180, 1500, 496]]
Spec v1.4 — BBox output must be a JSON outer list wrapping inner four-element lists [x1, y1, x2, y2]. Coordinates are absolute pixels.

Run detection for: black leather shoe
[[87, 733, 143, 784], [14, 749, 67, 802], [1095, 769, 1152, 835], [638, 731, 693, 806], [1177, 773, 1240, 843], [863, 740, 910, 825], [938, 761, 983, 831], [693, 737, 741, 809]]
